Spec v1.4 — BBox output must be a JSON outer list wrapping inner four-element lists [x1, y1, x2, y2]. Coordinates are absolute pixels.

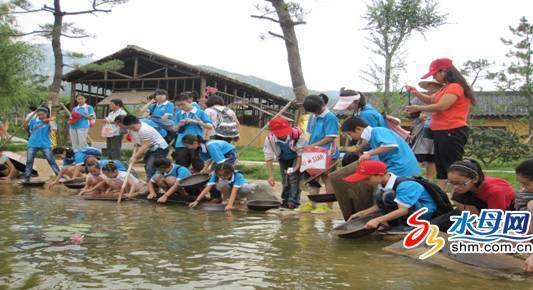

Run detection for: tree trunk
[[48, 0, 63, 108], [383, 54, 392, 113], [271, 0, 308, 125]]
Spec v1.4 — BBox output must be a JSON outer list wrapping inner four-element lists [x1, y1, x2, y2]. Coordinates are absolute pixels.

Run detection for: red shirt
[[430, 83, 471, 130], [475, 176, 516, 210]]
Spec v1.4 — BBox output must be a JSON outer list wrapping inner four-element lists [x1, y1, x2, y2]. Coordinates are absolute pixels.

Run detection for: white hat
[[333, 94, 361, 111]]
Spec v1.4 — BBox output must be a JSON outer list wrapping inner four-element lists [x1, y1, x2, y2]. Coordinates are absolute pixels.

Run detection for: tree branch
[[268, 31, 291, 43], [61, 33, 90, 39], [9, 7, 51, 14], [11, 30, 51, 37], [251, 14, 280, 24], [293, 21, 306, 26], [63, 8, 111, 16]]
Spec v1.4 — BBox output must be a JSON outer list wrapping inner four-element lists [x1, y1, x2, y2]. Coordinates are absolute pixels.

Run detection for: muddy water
[[0, 185, 532, 289]]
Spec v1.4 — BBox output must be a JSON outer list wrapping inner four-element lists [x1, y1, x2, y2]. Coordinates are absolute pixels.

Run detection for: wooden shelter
[[62, 45, 295, 127]]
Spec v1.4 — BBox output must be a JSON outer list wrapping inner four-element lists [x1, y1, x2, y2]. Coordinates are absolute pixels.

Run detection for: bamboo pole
[[237, 100, 294, 156], [117, 145, 138, 204]]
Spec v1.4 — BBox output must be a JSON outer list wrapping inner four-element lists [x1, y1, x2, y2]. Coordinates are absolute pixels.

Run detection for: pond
[[0, 185, 531, 289]]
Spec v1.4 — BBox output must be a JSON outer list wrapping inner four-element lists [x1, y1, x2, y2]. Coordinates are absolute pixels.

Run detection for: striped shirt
[[131, 122, 168, 151]]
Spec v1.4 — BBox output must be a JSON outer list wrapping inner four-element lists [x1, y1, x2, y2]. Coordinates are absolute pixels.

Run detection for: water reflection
[[0, 185, 532, 289]]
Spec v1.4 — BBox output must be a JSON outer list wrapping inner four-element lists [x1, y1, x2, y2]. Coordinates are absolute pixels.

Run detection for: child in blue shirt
[[341, 117, 421, 177], [22, 107, 60, 182], [344, 160, 437, 229], [147, 158, 192, 204], [189, 163, 254, 211], [182, 134, 237, 166], [173, 92, 213, 167], [303, 95, 339, 197], [48, 147, 103, 189], [141, 89, 175, 135], [69, 95, 95, 150]]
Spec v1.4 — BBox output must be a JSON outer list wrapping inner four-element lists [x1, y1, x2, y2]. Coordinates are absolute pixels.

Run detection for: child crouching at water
[[182, 134, 237, 167], [189, 163, 254, 211], [344, 160, 439, 230], [78, 163, 105, 196], [81, 163, 142, 198], [147, 158, 192, 203]]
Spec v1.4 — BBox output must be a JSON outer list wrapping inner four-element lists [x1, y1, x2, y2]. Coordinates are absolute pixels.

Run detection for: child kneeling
[[78, 163, 106, 196], [344, 160, 438, 230], [189, 163, 254, 211], [147, 158, 192, 203], [82, 162, 142, 198]]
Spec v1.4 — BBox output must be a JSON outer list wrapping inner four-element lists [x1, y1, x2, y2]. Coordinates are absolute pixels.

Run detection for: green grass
[[236, 146, 264, 162], [235, 164, 282, 181]]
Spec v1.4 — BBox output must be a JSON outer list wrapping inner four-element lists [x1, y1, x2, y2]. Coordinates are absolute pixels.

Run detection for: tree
[[251, 0, 308, 123], [466, 127, 529, 167], [363, 0, 446, 112], [0, 3, 47, 116], [488, 17, 533, 145], [6, 0, 127, 107], [460, 58, 492, 89]]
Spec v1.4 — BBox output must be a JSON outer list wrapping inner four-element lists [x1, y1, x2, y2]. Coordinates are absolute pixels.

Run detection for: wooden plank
[[79, 76, 200, 82], [137, 67, 165, 79], [108, 71, 133, 79], [133, 56, 139, 79]]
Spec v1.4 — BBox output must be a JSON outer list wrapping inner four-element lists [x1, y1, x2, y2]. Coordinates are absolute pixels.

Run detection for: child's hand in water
[[348, 211, 364, 221], [157, 195, 168, 203], [147, 192, 157, 199], [224, 204, 233, 211], [189, 200, 199, 208]]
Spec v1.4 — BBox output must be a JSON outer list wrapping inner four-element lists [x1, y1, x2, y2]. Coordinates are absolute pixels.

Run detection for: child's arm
[[48, 167, 67, 189], [189, 184, 213, 208], [72, 165, 83, 178], [265, 160, 275, 187], [365, 205, 410, 229], [147, 181, 157, 199], [225, 186, 239, 211], [140, 100, 155, 113], [309, 136, 336, 148], [292, 156, 302, 173], [126, 176, 136, 197], [78, 175, 92, 195], [348, 204, 380, 221], [360, 146, 396, 161], [80, 180, 106, 196], [157, 181, 181, 203]]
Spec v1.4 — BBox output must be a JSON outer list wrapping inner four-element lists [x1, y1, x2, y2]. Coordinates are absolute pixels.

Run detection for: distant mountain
[[199, 65, 339, 104]]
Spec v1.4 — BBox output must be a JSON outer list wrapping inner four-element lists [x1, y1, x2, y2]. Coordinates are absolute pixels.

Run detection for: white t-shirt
[[105, 108, 127, 137], [115, 171, 140, 185], [131, 122, 168, 151]]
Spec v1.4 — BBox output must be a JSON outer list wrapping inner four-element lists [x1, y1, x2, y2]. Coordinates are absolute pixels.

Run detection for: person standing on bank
[[406, 58, 474, 190], [104, 99, 127, 160], [69, 95, 95, 150]]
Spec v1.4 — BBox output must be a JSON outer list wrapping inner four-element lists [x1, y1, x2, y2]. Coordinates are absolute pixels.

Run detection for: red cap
[[268, 116, 292, 137], [343, 160, 387, 183], [421, 58, 454, 79]]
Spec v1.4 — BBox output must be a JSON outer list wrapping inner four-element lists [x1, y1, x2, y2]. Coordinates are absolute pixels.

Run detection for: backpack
[[214, 107, 239, 138], [393, 176, 454, 218]]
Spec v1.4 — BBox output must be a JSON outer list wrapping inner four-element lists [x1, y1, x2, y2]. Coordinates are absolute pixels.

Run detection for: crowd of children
[[9, 72, 533, 271]]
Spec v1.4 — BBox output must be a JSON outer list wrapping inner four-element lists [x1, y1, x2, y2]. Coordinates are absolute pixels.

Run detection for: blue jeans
[[144, 147, 169, 182], [279, 158, 301, 206], [25, 147, 60, 179]]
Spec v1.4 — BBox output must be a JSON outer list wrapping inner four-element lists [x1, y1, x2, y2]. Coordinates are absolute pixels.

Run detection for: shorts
[[431, 126, 469, 180], [216, 181, 255, 199], [415, 154, 435, 163], [109, 178, 142, 192]]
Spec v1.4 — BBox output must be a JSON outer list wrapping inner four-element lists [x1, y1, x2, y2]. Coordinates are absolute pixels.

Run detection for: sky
[[14, 0, 533, 92]]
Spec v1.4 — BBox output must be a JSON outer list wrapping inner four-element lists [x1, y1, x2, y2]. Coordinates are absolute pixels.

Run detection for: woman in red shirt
[[447, 159, 515, 213], [406, 58, 475, 190]]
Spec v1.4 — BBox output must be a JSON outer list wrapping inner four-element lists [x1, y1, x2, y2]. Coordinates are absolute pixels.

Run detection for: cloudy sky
[[15, 0, 533, 92]]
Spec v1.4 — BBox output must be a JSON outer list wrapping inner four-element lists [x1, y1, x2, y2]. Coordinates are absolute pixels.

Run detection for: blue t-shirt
[[141, 118, 168, 138], [208, 171, 248, 188], [28, 118, 56, 148], [74, 147, 102, 165], [306, 109, 339, 159], [148, 101, 174, 119], [98, 160, 127, 172], [368, 127, 420, 177], [150, 164, 192, 182], [358, 104, 388, 128], [199, 140, 236, 164], [192, 102, 202, 110], [174, 107, 212, 148], [70, 104, 95, 129], [395, 180, 437, 219]]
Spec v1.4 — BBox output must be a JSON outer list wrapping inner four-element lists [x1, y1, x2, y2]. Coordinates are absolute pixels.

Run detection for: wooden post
[[200, 77, 206, 98], [70, 81, 76, 108], [133, 57, 139, 79]]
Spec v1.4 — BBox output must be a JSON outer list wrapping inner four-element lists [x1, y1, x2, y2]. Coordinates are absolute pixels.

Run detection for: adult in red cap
[[343, 160, 438, 230], [405, 58, 475, 190], [264, 116, 306, 209]]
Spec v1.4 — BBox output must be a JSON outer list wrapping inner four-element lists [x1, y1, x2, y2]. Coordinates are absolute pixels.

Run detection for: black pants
[[106, 135, 123, 160], [452, 192, 488, 212], [431, 126, 469, 179]]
